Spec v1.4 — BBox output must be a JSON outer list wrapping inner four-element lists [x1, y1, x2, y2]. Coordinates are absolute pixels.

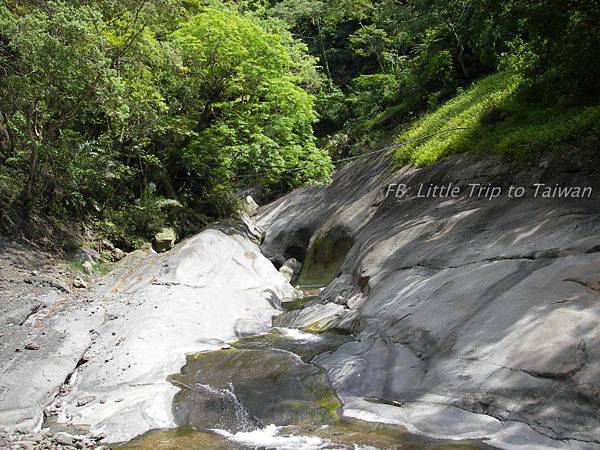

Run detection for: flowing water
[[117, 328, 492, 450]]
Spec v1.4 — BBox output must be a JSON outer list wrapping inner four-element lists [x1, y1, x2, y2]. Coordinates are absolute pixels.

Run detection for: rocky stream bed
[[1, 152, 600, 449]]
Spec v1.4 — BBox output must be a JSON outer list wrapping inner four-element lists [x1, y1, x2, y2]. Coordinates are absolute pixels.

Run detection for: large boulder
[[170, 348, 339, 432], [258, 152, 600, 449]]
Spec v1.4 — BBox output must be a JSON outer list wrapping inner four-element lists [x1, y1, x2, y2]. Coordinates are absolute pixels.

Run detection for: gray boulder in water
[[170, 348, 339, 432]]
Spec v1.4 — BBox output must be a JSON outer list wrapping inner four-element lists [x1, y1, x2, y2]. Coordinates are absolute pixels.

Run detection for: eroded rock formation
[[259, 153, 600, 449]]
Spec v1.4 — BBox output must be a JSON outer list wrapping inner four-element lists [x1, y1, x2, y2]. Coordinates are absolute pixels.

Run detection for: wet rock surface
[[118, 327, 492, 450], [169, 347, 340, 432], [230, 327, 352, 362], [259, 153, 600, 449], [167, 328, 352, 434]]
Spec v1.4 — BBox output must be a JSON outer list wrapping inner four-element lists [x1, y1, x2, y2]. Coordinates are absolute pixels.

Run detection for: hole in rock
[[296, 227, 354, 288]]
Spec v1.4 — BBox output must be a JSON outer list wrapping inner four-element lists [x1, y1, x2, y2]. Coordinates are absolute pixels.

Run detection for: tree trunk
[[25, 143, 39, 204], [315, 18, 333, 89], [0, 109, 9, 159]]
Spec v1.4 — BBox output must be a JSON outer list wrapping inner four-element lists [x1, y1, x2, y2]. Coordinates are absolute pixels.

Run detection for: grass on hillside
[[393, 72, 600, 166]]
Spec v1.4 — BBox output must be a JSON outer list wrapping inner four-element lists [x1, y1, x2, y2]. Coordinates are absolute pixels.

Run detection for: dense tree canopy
[[263, 0, 600, 154], [0, 0, 330, 245], [0, 0, 598, 246]]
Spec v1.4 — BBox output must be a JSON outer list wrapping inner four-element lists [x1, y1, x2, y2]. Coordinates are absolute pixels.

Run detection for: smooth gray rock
[[259, 153, 600, 449], [52, 226, 294, 443], [52, 431, 75, 446], [0, 218, 293, 444]]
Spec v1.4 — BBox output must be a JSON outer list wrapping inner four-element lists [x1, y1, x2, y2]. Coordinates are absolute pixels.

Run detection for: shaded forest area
[[0, 0, 598, 248]]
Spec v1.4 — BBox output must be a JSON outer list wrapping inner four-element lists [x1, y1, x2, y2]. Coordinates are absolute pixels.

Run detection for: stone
[[72, 278, 87, 289], [171, 348, 339, 432], [31, 432, 45, 443], [23, 343, 39, 351], [278, 266, 294, 282], [278, 258, 302, 284], [153, 228, 177, 253], [111, 248, 125, 262], [347, 293, 367, 310], [52, 432, 75, 446], [241, 195, 259, 216], [82, 261, 93, 276]]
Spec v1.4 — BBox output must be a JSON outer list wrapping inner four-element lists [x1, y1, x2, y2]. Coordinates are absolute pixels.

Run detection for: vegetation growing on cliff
[[395, 73, 600, 165]]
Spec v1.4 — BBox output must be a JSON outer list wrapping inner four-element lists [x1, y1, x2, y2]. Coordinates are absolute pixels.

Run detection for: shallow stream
[[116, 327, 492, 450]]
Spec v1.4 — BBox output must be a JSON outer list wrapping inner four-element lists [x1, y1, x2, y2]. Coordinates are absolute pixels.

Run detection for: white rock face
[[52, 228, 293, 442], [259, 154, 600, 449]]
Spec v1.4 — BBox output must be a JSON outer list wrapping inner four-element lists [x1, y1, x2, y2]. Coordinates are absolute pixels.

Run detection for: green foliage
[[172, 9, 331, 194], [395, 72, 600, 166], [0, 0, 331, 245], [0, 0, 598, 246], [264, 0, 600, 157]]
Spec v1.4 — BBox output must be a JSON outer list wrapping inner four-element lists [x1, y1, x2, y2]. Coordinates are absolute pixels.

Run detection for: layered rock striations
[[259, 153, 600, 449]]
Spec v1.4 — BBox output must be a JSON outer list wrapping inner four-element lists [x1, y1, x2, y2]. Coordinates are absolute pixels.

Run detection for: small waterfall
[[196, 382, 256, 431], [224, 382, 253, 429]]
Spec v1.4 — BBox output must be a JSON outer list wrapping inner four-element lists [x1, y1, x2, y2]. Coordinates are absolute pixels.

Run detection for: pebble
[[73, 278, 87, 289], [76, 395, 96, 407], [52, 431, 75, 446]]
